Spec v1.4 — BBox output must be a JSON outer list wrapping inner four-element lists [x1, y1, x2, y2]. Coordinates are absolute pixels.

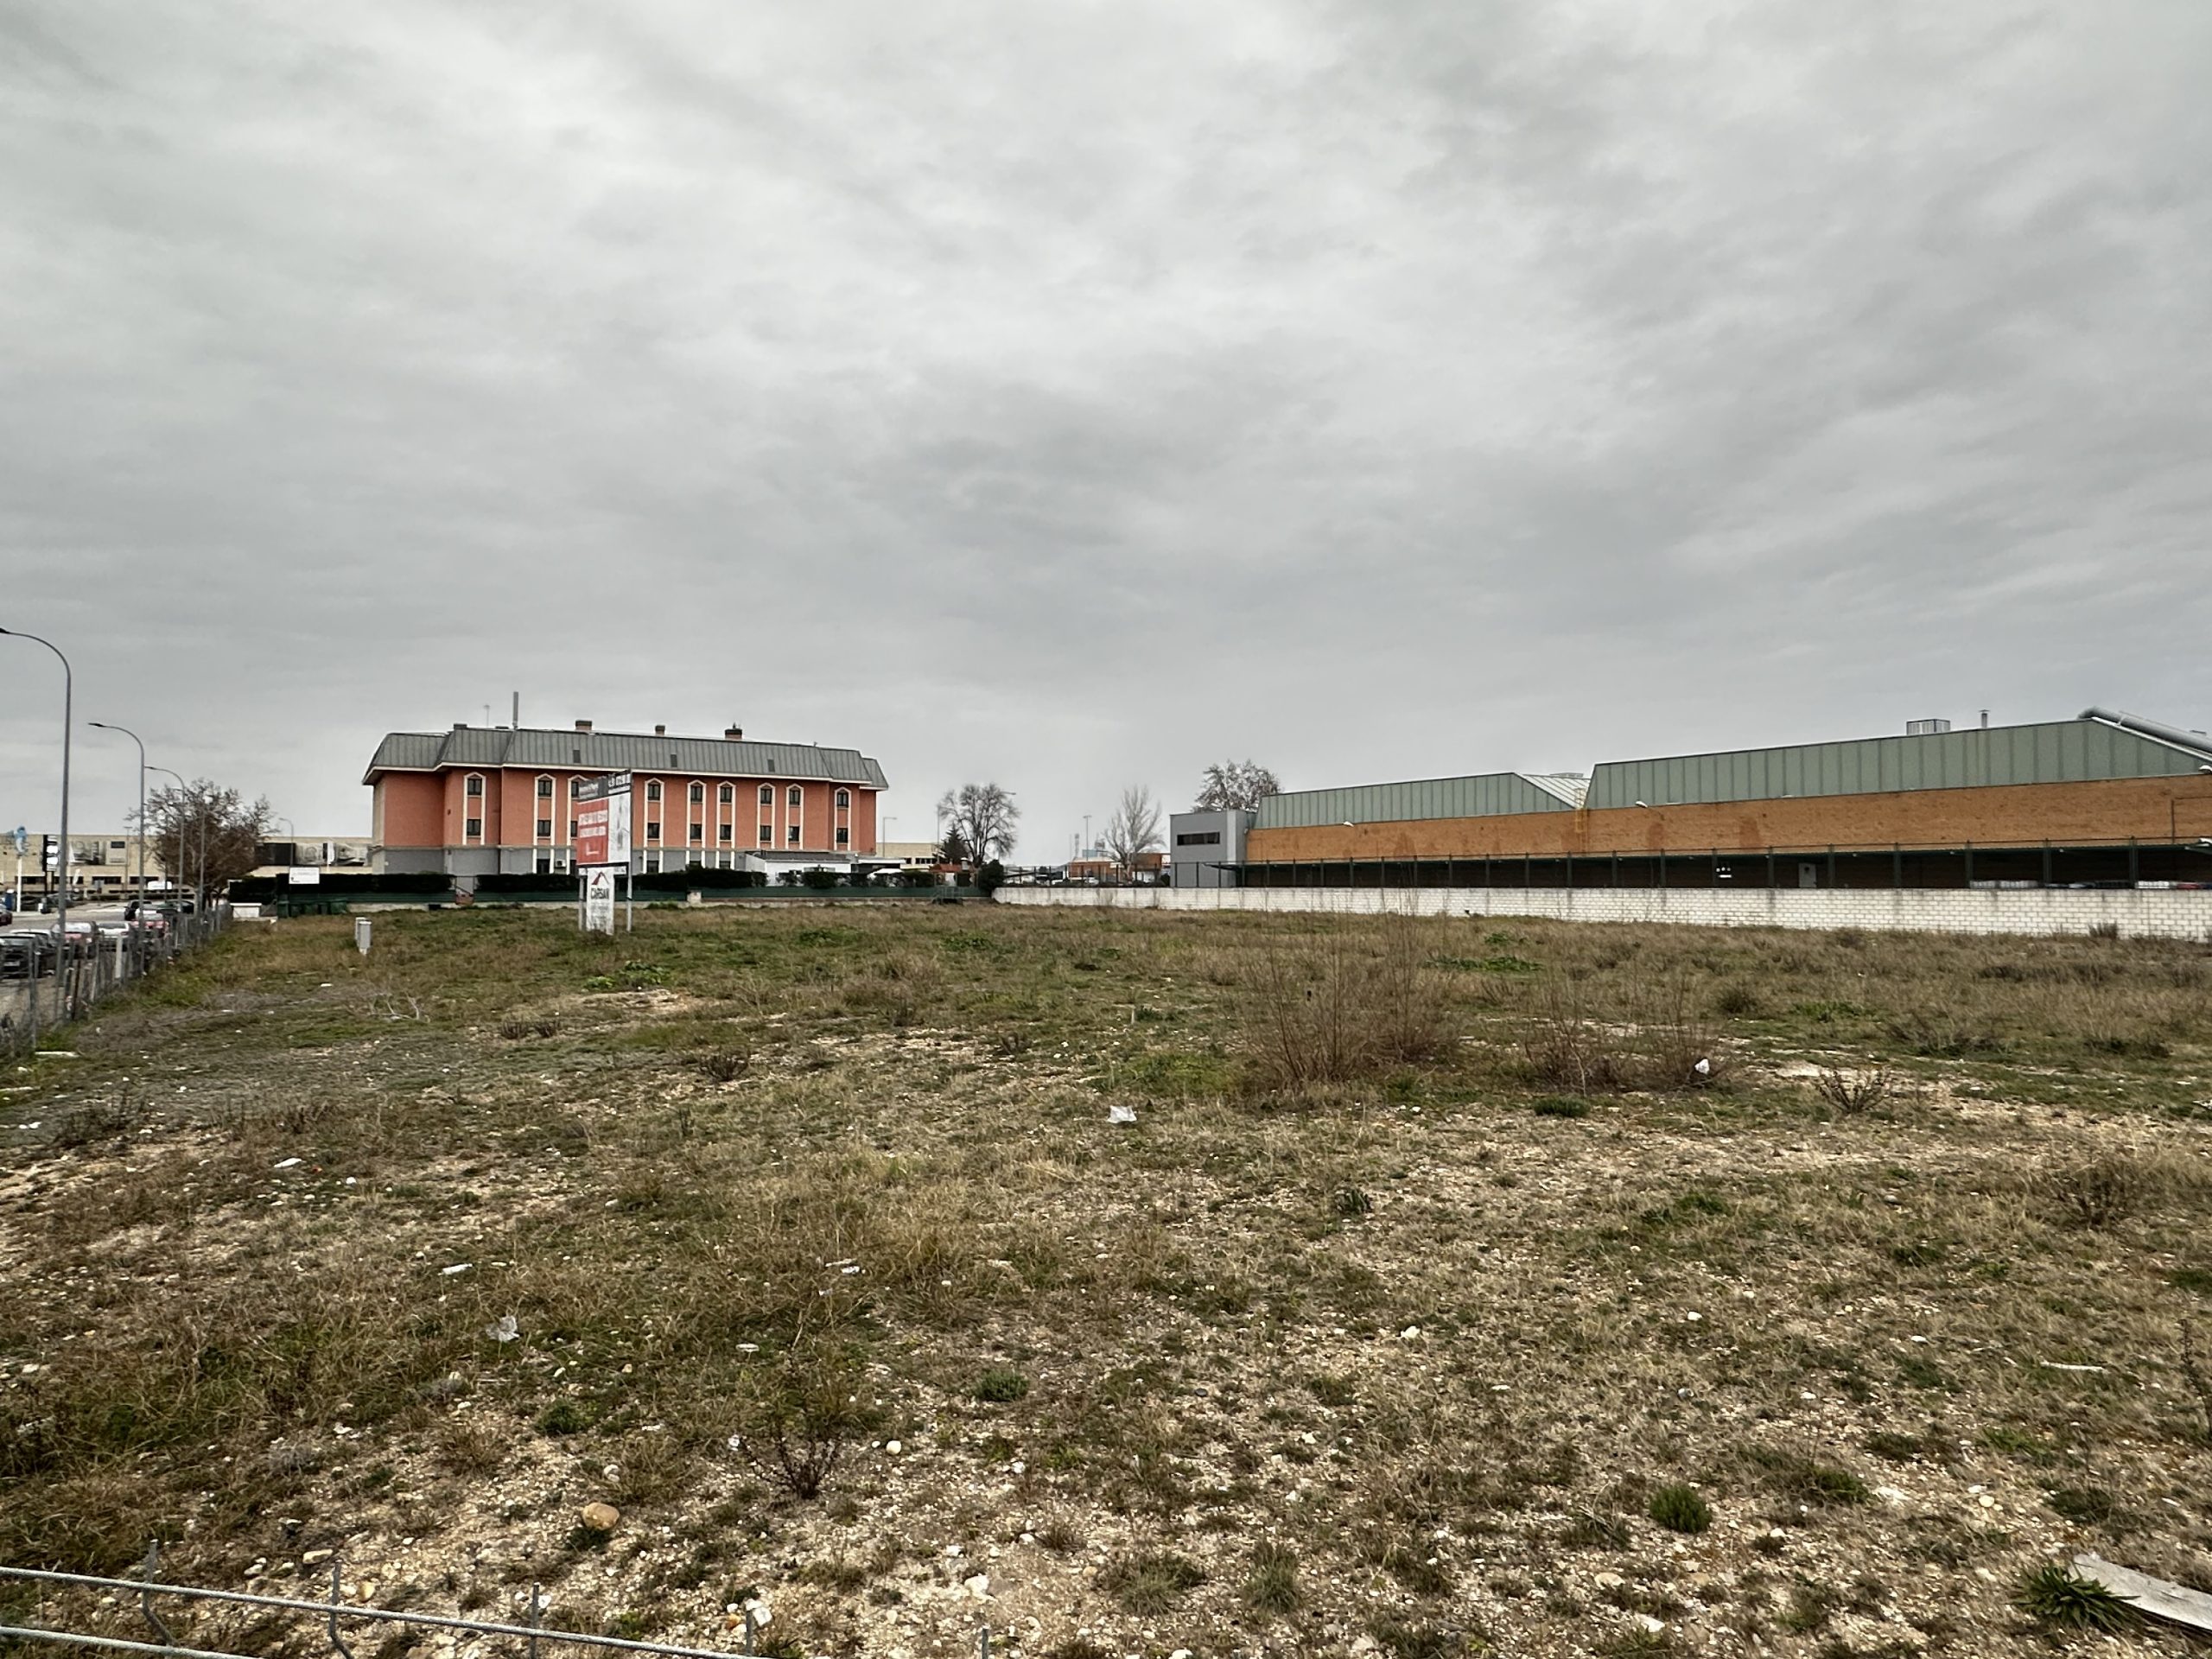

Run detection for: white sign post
[[583, 867, 617, 935]]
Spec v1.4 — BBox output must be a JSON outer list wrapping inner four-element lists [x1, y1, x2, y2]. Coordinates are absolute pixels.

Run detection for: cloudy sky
[[3, 2, 2207, 861]]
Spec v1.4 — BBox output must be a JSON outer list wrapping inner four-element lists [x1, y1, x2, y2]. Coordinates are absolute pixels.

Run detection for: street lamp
[[87, 721, 148, 907], [1, 628, 71, 951], [147, 765, 200, 908]]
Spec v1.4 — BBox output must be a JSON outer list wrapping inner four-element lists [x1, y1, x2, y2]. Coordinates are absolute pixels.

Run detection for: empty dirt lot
[[3, 904, 2210, 1657]]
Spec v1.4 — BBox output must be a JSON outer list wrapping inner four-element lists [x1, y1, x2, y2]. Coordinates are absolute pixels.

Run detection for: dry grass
[[3, 904, 2211, 1658]]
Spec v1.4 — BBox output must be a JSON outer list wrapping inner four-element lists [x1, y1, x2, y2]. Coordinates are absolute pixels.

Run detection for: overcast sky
[[4, 2, 2208, 861]]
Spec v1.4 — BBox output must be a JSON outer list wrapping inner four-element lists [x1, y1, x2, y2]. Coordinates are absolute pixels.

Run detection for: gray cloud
[[4, 1, 2208, 855]]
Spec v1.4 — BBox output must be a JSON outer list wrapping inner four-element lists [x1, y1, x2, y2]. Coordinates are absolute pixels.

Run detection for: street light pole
[[87, 722, 148, 906], [1, 627, 72, 963], [148, 766, 188, 913]]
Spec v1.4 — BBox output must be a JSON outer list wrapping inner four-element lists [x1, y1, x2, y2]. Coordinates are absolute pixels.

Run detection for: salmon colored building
[[365, 720, 887, 880]]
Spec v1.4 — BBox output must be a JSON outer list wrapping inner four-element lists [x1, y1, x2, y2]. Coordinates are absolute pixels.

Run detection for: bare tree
[[145, 779, 273, 904], [1100, 785, 1164, 881], [938, 784, 1020, 866], [1195, 760, 1281, 812]]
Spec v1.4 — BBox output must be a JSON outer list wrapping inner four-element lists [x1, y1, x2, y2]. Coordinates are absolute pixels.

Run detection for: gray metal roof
[[1584, 716, 2211, 810], [1255, 772, 1580, 830], [364, 727, 888, 789]]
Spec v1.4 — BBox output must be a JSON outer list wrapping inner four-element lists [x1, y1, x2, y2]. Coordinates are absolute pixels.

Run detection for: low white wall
[[997, 884, 2212, 940]]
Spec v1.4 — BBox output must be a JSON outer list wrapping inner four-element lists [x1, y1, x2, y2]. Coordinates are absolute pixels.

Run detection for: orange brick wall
[[1247, 775, 2212, 864]]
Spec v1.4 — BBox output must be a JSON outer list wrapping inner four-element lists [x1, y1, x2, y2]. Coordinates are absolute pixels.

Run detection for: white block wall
[[997, 884, 2212, 940]]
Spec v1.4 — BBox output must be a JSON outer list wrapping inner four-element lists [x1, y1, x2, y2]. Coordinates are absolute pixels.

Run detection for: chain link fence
[[0, 906, 228, 1058]]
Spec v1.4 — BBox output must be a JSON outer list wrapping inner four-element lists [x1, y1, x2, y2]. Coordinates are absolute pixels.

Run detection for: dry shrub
[[2039, 1151, 2152, 1230], [693, 1047, 750, 1084], [432, 1416, 506, 1476], [1812, 1065, 1892, 1116], [1244, 918, 1449, 1090], [1519, 976, 1627, 1094], [1518, 974, 1719, 1094], [607, 1433, 695, 1508], [728, 1330, 870, 1500]]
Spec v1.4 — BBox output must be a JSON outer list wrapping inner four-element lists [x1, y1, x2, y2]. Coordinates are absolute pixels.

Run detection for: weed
[[695, 1048, 750, 1084], [1811, 1065, 1891, 1116], [972, 1369, 1029, 1404], [1243, 1540, 1300, 1616], [2181, 1322, 2212, 1444], [1369, 1616, 1478, 1659], [1096, 1549, 1205, 1615], [2040, 1153, 2149, 1229], [1332, 1185, 1375, 1218], [1648, 1484, 1712, 1535], [728, 1337, 869, 1501], [1742, 1446, 1868, 1506], [2012, 1561, 2136, 1632], [2045, 1487, 2115, 1525], [1562, 1510, 1630, 1548], [1519, 976, 1626, 1094], [497, 1017, 560, 1039], [1245, 918, 1450, 1090], [1531, 1096, 1591, 1119], [535, 1401, 591, 1437], [1713, 982, 1762, 1017]]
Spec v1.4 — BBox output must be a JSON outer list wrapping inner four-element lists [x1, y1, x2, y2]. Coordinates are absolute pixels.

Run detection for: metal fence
[[0, 907, 228, 1058], [0, 1548, 768, 1659]]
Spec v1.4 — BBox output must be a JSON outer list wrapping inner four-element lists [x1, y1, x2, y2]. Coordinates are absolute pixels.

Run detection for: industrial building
[[365, 719, 887, 880], [1217, 709, 2212, 891]]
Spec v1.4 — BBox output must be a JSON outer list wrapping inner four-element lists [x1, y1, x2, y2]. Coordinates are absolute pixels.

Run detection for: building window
[[719, 784, 734, 805], [645, 779, 663, 802], [465, 817, 482, 839], [568, 818, 578, 839], [536, 818, 552, 838], [689, 781, 704, 804], [758, 785, 773, 805], [787, 823, 800, 844], [836, 827, 849, 847], [835, 789, 851, 809], [645, 820, 661, 842], [536, 776, 553, 799], [759, 825, 772, 846], [788, 786, 802, 808], [689, 823, 704, 843], [534, 853, 551, 874], [719, 823, 733, 842], [465, 774, 484, 798]]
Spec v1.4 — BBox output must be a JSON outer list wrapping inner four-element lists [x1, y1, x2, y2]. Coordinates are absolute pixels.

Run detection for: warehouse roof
[[364, 726, 888, 789], [1255, 771, 1584, 830], [1583, 713, 2212, 810]]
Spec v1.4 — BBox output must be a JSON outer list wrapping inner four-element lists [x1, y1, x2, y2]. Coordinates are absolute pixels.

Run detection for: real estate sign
[[583, 867, 617, 934], [571, 772, 632, 868]]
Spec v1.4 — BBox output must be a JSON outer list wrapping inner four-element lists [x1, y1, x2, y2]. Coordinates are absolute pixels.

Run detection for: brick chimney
[[724, 725, 743, 741], [653, 724, 666, 736], [575, 719, 593, 733]]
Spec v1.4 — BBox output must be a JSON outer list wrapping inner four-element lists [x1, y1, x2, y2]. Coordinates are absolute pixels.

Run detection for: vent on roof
[[575, 719, 593, 733], [654, 724, 665, 736], [1905, 718, 1952, 736], [725, 726, 743, 741], [453, 721, 467, 731]]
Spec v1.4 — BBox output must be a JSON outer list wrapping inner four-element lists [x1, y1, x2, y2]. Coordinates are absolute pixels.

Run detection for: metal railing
[[0, 907, 228, 1058], [0, 1547, 756, 1659]]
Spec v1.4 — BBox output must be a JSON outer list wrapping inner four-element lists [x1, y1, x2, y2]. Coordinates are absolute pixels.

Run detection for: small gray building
[[1168, 810, 1251, 887]]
